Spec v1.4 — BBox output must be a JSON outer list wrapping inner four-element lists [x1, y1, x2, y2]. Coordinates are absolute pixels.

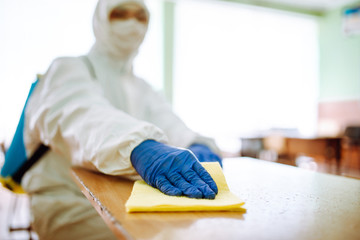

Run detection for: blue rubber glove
[[130, 140, 218, 199], [188, 144, 223, 167]]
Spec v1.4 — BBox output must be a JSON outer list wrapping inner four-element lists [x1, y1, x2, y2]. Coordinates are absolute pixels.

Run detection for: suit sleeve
[[139, 80, 221, 155], [24, 57, 168, 175]]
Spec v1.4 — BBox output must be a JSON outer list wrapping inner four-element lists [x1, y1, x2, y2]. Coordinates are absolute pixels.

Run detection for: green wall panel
[[319, 4, 360, 101]]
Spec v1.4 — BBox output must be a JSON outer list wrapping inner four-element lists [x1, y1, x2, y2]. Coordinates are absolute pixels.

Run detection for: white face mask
[[110, 19, 148, 54]]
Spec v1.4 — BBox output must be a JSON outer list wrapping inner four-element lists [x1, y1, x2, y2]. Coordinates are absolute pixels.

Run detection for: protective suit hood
[[90, 0, 149, 64]]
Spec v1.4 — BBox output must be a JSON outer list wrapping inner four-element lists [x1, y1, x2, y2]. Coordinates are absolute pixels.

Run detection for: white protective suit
[[22, 0, 219, 239]]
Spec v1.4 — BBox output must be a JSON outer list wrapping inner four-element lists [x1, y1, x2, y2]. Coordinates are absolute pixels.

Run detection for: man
[[23, 0, 222, 239]]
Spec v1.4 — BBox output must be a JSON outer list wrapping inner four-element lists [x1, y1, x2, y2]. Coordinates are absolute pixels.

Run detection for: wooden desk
[[71, 158, 360, 240], [286, 136, 342, 169]]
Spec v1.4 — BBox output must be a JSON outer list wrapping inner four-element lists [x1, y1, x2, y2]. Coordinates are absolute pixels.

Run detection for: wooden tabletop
[[71, 157, 360, 240]]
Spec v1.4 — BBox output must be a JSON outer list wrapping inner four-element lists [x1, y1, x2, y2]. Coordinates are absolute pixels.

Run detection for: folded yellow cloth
[[125, 162, 245, 212]]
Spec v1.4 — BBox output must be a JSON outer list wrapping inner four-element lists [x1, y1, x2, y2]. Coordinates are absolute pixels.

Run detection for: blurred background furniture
[[285, 136, 342, 172], [0, 142, 37, 240], [341, 126, 360, 177], [240, 129, 360, 179]]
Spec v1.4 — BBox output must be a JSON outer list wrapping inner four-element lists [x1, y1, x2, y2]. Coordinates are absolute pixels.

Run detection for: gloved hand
[[188, 144, 223, 167], [130, 140, 218, 199]]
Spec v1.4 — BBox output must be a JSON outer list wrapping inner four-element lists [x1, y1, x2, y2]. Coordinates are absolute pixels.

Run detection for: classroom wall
[[318, 4, 360, 102], [317, 3, 360, 135]]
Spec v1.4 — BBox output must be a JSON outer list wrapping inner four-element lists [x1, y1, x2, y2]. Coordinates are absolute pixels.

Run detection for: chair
[[7, 193, 36, 240], [1, 145, 38, 240], [341, 126, 360, 177]]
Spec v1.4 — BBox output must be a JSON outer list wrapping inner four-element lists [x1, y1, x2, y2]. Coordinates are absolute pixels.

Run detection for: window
[[173, 1, 319, 151], [0, 0, 162, 145], [134, 0, 163, 91]]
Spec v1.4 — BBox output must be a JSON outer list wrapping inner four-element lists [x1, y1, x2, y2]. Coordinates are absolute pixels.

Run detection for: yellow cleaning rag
[[125, 162, 245, 212]]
